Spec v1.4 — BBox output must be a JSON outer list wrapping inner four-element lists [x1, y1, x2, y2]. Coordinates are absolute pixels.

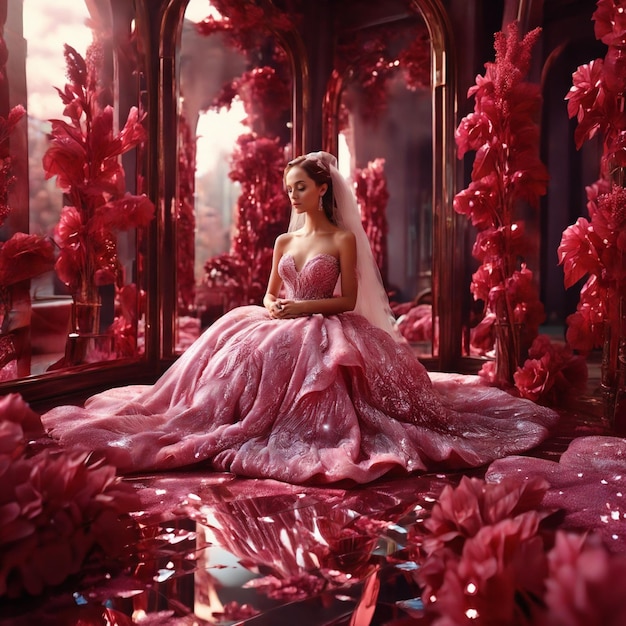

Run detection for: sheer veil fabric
[[287, 151, 401, 340]]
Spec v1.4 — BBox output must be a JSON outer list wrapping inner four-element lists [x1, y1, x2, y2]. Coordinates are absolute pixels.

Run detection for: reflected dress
[[42, 253, 558, 484]]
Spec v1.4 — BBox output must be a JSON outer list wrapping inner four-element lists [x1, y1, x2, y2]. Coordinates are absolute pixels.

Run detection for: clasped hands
[[268, 298, 305, 319]]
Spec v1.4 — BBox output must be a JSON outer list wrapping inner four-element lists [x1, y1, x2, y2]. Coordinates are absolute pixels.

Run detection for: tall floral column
[[453, 22, 548, 387], [561, 0, 626, 429], [0, 104, 55, 378], [43, 42, 154, 367]]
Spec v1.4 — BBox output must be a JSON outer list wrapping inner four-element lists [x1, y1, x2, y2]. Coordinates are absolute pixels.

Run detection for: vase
[[63, 298, 111, 366], [602, 295, 626, 432], [491, 287, 523, 387]]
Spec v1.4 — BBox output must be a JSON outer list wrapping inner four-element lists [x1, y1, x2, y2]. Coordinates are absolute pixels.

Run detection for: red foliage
[[354, 158, 389, 281], [454, 21, 547, 385], [43, 42, 154, 301], [0, 394, 139, 599], [561, 0, 626, 354], [204, 134, 288, 307]]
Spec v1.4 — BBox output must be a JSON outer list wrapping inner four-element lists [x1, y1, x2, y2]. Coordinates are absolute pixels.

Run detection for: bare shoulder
[[274, 232, 293, 252], [334, 228, 356, 250]]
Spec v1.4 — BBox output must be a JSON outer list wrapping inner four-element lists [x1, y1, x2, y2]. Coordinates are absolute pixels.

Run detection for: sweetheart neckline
[[283, 253, 339, 274]]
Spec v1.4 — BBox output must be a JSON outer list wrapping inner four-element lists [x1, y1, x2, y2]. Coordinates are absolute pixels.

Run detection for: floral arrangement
[[176, 112, 197, 314], [334, 17, 430, 126], [0, 393, 139, 598], [454, 21, 549, 387], [0, 103, 55, 376], [196, 0, 297, 55], [42, 42, 154, 306], [198, 0, 295, 146], [354, 158, 389, 281], [513, 334, 588, 403], [204, 134, 288, 307], [197, 4, 293, 311], [413, 474, 626, 625], [559, 0, 626, 422]]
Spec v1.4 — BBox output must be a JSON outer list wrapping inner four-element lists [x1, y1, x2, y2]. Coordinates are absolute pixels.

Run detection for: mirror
[[327, 8, 435, 357], [0, 0, 150, 390], [173, 0, 296, 353]]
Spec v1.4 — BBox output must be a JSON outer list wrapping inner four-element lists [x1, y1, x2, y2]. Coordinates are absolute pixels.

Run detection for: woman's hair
[[284, 155, 336, 223]]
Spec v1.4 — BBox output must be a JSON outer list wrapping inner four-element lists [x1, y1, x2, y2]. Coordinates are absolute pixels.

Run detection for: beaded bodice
[[278, 253, 339, 300]]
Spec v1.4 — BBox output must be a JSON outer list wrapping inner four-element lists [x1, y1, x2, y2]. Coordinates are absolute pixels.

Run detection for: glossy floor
[[1, 387, 621, 625]]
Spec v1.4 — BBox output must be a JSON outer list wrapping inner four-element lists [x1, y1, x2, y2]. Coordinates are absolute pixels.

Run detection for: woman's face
[[285, 166, 326, 215]]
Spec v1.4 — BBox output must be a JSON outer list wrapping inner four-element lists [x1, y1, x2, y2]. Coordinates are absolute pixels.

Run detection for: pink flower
[[425, 518, 547, 625], [0, 393, 44, 437], [421, 475, 549, 556], [417, 475, 551, 625], [543, 531, 626, 626], [0, 448, 139, 598]]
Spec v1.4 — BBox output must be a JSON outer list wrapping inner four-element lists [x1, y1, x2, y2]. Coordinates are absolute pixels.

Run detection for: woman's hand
[[270, 299, 306, 319]]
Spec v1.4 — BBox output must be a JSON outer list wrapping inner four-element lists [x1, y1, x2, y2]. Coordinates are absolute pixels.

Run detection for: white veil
[[288, 151, 401, 341]]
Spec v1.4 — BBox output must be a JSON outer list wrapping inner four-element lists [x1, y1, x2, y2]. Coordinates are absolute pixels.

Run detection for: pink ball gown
[[42, 253, 558, 484]]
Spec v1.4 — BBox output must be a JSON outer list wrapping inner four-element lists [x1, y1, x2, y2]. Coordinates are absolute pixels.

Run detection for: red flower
[[453, 176, 500, 229], [472, 223, 529, 262], [43, 43, 154, 298], [558, 217, 603, 288], [422, 475, 549, 556], [92, 193, 155, 232], [470, 262, 501, 302], [417, 475, 551, 625], [543, 531, 626, 626], [455, 112, 494, 159], [565, 60, 607, 146], [0, 436, 139, 598], [593, 0, 626, 47], [0, 233, 55, 286]]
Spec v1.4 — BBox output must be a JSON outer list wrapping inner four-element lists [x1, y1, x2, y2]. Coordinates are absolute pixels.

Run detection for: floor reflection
[[1, 469, 466, 625], [0, 394, 616, 626]]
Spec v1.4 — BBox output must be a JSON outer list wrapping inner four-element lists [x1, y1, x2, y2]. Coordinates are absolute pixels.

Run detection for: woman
[[42, 152, 557, 485]]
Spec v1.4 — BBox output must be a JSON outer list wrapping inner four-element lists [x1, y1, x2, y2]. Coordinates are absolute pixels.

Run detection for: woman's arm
[[275, 231, 357, 318], [263, 234, 288, 317]]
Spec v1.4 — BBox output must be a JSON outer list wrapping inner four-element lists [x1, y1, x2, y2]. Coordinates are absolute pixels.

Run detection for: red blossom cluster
[[0, 102, 55, 349], [413, 475, 626, 625], [393, 302, 434, 344], [204, 134, 288, 307], [454, 21, 548, 385], [42, 42, 154, 303], [559, 182, 626, 352], [196, 0, 298, 55], [176, 113, 197, 313], [0, 394, 139, 599], [354, 158, 389, 281], [514, 335, 588, 403], [334, 18, 430, 126], [560, 1, 626, 421], [565, 0, 626, 168]]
